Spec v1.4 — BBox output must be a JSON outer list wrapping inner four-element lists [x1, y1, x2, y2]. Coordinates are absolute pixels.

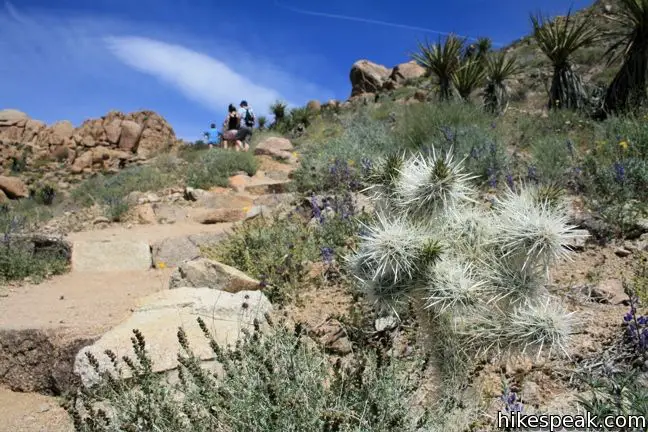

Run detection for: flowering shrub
[[347, 147, 585, 390], [67, 318, 434, 431]]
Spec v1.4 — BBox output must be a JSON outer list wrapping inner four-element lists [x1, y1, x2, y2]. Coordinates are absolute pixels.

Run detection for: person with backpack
[[238, 100, 255, 149], [221, 104, 241, 150]]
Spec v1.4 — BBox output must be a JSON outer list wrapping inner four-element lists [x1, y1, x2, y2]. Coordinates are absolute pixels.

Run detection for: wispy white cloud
[[104, 36, 290, 114], [0, 1, 334, 138]]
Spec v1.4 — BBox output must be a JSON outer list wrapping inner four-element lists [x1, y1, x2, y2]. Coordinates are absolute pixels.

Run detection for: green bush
[[66, 319, 432, 432], [391, 102, 493, 150], [71, 162, 181, 221], [292, 114, 394, 193], [530, 137, 573, 185], [204, 204, 366, 304], [0, 203, 68, 282], [185, 149, 257, 190], [579, 117, 648, 237]]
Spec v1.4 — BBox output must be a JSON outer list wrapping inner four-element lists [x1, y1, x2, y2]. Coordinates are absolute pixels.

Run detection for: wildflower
[[613, 162, 626, 183], [441, 126, 454, 142], [292, 152, 299, 158], [489, 141, 497, 155], [487, 167, 497, 188], [321, 246, 334, 264], [619, 140, 629, 151], [527, 166, 538, 184], [348, 159, 355, 166], [157, 262, 167, 269], [242, 206, 250, 214]]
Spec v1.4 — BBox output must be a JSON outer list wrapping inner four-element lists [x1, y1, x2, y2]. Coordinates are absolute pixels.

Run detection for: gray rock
[[74, 288, 272, 387], [375, 316, 398, 332], [151, 236, 200, 268], [152, 233, 229, 268], [71, 240, 152, 272], [169, 257, 260, 292]]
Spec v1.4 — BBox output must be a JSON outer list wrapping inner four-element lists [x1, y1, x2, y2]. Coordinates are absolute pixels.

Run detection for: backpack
[[243, 108, 255, 127]]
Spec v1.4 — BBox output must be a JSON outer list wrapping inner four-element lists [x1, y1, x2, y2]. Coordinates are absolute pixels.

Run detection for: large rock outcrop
[[349, 59, 427, 99], [0, 109, 181, 187], [350, 60, 392, 97]]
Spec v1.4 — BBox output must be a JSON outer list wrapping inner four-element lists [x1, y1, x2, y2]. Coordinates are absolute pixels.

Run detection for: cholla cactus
[[348, 147, 585, 387]]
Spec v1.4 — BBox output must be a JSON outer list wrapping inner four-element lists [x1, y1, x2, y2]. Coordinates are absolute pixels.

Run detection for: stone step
[[71, 240, 152, 272], [74, 288, 272, 388]]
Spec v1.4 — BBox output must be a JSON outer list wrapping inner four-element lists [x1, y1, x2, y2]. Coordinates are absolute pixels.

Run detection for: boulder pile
[[349, 59, 427, 99], [0, 109, 181, 193]]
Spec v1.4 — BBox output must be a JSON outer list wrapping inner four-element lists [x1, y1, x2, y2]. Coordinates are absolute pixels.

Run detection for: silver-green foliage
[[348, 147, 586, 387]]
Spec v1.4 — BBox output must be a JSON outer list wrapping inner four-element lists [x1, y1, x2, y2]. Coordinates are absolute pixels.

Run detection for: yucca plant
[[483, 51, 521, 115], [257, 115, 267, 130], [531, 9, 600, 110], [269, 100, 287, 124], [476, 37, 493, 60], [411, 35, 465, 101], [349, 147, 586, 391], [603, 0, 648, 114], [462, 38, 491, 61], [452, 59, 486, 102]]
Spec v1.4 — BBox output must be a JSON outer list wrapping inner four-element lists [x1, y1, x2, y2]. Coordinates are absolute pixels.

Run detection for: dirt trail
[[67, 220, 234, 243], [0, 387, 72, 432], [0, 150, 299, 431]]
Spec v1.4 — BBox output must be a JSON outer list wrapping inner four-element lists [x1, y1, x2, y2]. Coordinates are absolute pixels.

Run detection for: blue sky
[[1, 0, 592, 140]]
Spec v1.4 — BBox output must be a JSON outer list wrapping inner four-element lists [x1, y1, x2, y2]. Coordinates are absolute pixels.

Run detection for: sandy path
[[67, 221, 234, 243], [0, 387, 73, 432]]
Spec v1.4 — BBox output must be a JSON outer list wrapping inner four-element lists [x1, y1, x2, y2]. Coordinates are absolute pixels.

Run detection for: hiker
[[204, 123, 221, 149], [221, 104, 242, 150], [238, 100, 255, 149]]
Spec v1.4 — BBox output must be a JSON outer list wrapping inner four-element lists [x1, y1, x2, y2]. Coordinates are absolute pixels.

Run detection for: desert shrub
[[292, 114, 394, 193], [577, 369, 648, 431], [392, 102, 493, 150], [257, 115, 267, 129], [529, 137, 574, 186], [30, 183, 58, 206], [185, 149, 257, 190], [579, 117, 648, 237], [0, 203, 68, 282], [71, 161, 182, 221], [205, 201, 366, 304], [349, 148, 584, 392], [66, 319, 433, 432]]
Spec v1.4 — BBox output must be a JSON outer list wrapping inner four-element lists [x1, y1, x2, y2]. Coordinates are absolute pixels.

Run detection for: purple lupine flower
[[501, 389, 523, 413], [491, 122, 497, 129], [470, 146, 480, 160], [441, 126, 454, 142], [489, 141, 497, 155], [321, 246, 334, 264], [487, 167, 497, 188], [614, 162, 626, 183], [527, 166, 538, 184]]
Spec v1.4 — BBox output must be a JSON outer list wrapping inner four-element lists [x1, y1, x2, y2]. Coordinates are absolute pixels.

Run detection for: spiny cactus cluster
[[347, 148, 586, 384]]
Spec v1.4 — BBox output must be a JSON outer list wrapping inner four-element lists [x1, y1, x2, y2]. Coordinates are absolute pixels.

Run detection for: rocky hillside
[[0, 109, 181, 195], [347, 0, 622, 112]]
